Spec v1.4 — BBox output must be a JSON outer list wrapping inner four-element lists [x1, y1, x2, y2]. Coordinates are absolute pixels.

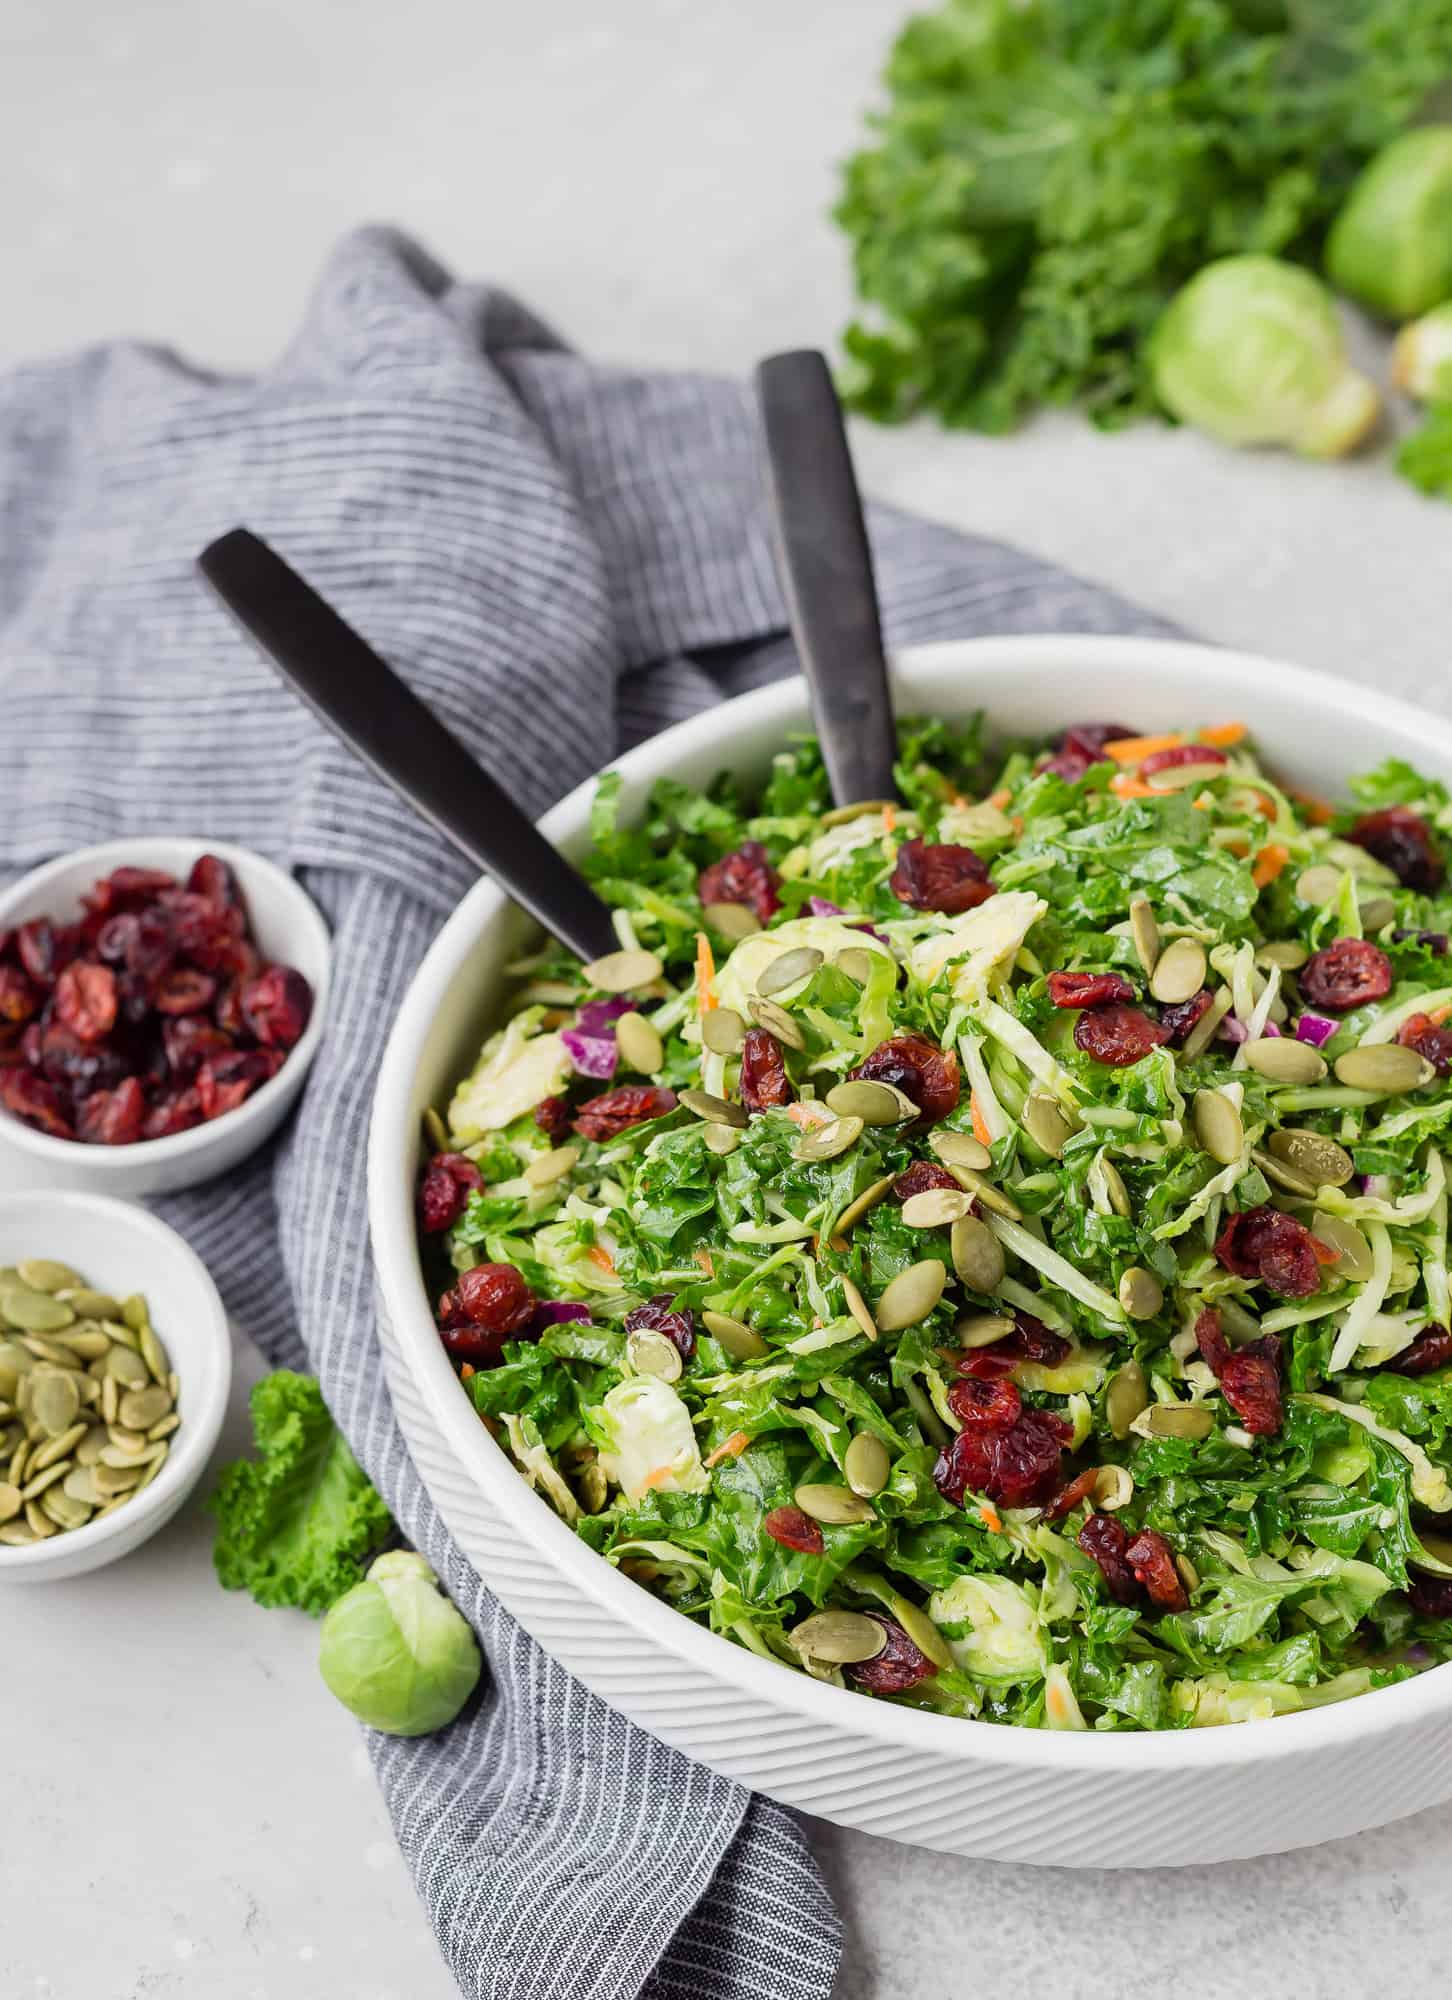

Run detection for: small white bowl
[[0, 1189, 230, 1580], [0, 838, 330, 1197]]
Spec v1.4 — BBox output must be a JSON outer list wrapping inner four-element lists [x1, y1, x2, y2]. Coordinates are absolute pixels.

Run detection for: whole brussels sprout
[[1150, 256, 1379, 458], [1326, 127, 1452, 322], [319, 1551, 481, 1736]]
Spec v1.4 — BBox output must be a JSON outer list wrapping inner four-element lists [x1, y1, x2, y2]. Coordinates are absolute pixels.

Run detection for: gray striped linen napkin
[[0, 226, 1175, 2000]]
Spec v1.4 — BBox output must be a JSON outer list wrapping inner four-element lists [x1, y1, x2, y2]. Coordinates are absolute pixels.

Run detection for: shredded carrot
[[694, 1246, 714, 1277], [978, 1503, 1003, 1533], [1110, 772, 1157, 801], [950, 793, 969, 809], [988, 787, 1012, 811], [1192, 797, 1215, 814], [1199, 721, 1247, 748], [786, 1100, 831, 1131], [1046, 1679, 1071, 1722], [459, 1364, 476, 1382], [1431, 1004, 1452, 1026], [1248, 788, 1278, 822], [1105, 732, 1184, 765], [643, 1467, 673, 1491], [1252, 842, 1290, 889], [1222, 836, 1250, 857], [706, 1430, 751, 1468], [587, 1244, 616, 1276], [1310, 1237, 1341, 1267], [1289, 786, 1335, 827], [694, 930, 716, 1013], [970, 1092, 992, 1148], [882, 803, 897, 834], [1010, 814, 1024, 836]]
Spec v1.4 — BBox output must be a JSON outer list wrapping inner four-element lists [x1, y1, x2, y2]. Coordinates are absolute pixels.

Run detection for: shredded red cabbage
[[1295, 1013, 1338, 1049]]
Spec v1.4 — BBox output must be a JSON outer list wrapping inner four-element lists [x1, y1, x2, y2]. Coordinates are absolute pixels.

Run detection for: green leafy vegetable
[[1396, 400, 1452, 501], [211, 1371, 393, 1615]]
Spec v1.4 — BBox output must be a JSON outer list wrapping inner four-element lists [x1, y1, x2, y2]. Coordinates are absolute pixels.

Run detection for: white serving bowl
[[370, 634, 1452, 1867], [0, 838, 330, 1196], [0, 1189, 230, 1580]]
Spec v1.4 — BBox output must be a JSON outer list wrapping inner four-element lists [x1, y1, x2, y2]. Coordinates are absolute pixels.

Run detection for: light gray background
[[5, 3, 1451, 1996]]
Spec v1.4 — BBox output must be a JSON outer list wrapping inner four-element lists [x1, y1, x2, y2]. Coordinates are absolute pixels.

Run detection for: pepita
[[901, 1187, 972, 1230], [17, 1259, 82, 1294], [29, 1369, 79, 1438], [701, 1310, 768, 1361], [23, 1502, 56, 1539], [757, 946, 823, 998], [614, 1012, 664, 1075], [950, 1216, 1005, 1294], [1106, 1360, 1150, 1440], [887, 1593, 954, 1671], [1181, 987, 1233, 1060], [949, 1167, 1022, 1221], [1256, 940, 1309, 971], [825, 1079, 914, 1126], [832, 947, 879, 987], [875, 1260, 946, 1332], [0, 1522, 35, 1546], [844, 1432, 891, 1498], [1334, 1045, 1435, 1094], [121, 1295, 150, 1333], [119, 1386, 173, 1432], [1142, 1403, 1215, 1441], [42, 1488, 90, 1531], [839, 1276, 878, 1344], [422, 1106, 449, 1154], [141, 1324, 171, 1384], [1147, 759, 1227, 792], [28, 1422, 86, 1473], [582, 947, 664, 994], [1151, 937, 1208, 1005], [701, 1006, 747, 1055], [1130, 897, 1160, 975], [1117, 1267, 1164, 1321], [793, 1481, 875, 1526], [1022, 1092, 1076, 1158], [1310, 1213, 1374, 1282], [929, 1129, 991, 1174], [679, 1088, 748, 1130], [0, 1482, 19, 1523], [1360, 896, 1397, 933], [105, 1345, 150, 1389], [747, 997, 806, 1051], [1175, 1553, 1201, 1595], [703, 1124, 740, 1157], [1100, 1157, 1132, 1219], [819, 799, 896, 827], [0, 1288, 74, 1333], [1250, 1147, 1317, 1198], [1193, 1089, 1243, 1166], [1242, 1037, 1328, 1085], [834, 1175, 896, 1239], [790, 1609, 887, 1664], [525, 1146, 580, 1189], [20, 1461, 68, 1502], [62, 1465, 100, 1506], [626, 1328, 683, 1383], [795, 1115, 864, 1163], [1090, 1464, 1134, 1511], [702, 901, 761, 941], [954, 1312, 1016, 1348], [1295, 864, 1343, 906], [1266, 1128, 1354, 1188]]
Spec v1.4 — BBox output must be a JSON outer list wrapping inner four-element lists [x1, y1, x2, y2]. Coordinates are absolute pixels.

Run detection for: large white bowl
[[370, 635, 1452, 1867]]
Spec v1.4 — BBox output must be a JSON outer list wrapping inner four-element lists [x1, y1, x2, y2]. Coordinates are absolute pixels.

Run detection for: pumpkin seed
[[701, 1310, 768, 1361], [1181, 986, 1233, 1061], [577, 1459, 609, 1514], [1360, 895, 1397, 933], [832, 947, 879, 987], [76, 1428, 106, 1465], [20, 1460, 68, 1502], [954, 1312, 1016, 1347], [21, 1333, 79, 1368], [790, 1609, 886, 1664], [1022, 1091, 1076, 1158], [1253, 1146, 1319, 1197], [1129, 897, 1160, 975], [422, 1107, 449, 1154], [887, 1592, 955, 1670], [106, 1345, 150, 1389], [106, 1426, 150, 1457], [101, 1376, 119, 1427], [929, 1129, 992, 1173], [1334, 1045, 1435, 1094], [1147, 759, 1227, 792], [826, 1079, 913, 1126], [795, 1115, 864, 1163], [42, 1487, 91, 1531], [29, 1422, 87, 1473], [1106, 1360, 1150, 1440], [1151, 938, 1208, 1006], [747, 997, 806, 1051], [582, 947, 664, 993], [104, 1315, 140, 1351], [626, 1328, 683, 1383], [121, 1295, 150, 1333], [1256, 940, 1309, 971], [147, 1414, 181, 1442], [1295, 864, 1343, 906], [1091, 1464, 1134, 1511], [793, 1481, 875, 1526], [525, 1145, 579, 1189], [901, 1187, 973, 1229], [844, 1432, 891, 1498], [701, 1006, 747, 1055], [0, 1288, 74, 1333], [119, 1386, 172, 1431], [1310, 1212, 1374, 1282], [58, 1328, 111, 1362], [23, 1502, 56, 1539], [951, 1216, 1005, 1293], [0, 1482, 19, 1523], [679, 1088, 748, 1130], [1193, 1089, 1243, 1166], [0, 1522, 33, 1546], [1143, 1403, 1215, 1441], [949, 1167, 1023, 1221], [758, 946, 823, 998], [702, 901, 761, 941], [62, 1465, 100, 1506], [820, 799, 896, 827], [17, 1259, 82, 1294], [1117, 1267, 1163, 1321], [1175, 1552, 1201, 1595], [1100, 1157, 1132, 1219], [614, 1012, 664, 1075], [1243, 1037, 1328, 1084], [92, 1459, 143, 1497], [875, 1260, 946, 1332], [29, 1369, 79, 1438], [702, 1123, 740, 1156], [839, 1275, 878, 1344], [834, 1175, 896, 1239], [1266, 1128, 1354, 1188]]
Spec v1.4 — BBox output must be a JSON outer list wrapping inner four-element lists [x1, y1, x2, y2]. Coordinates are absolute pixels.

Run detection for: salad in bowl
[[415, 712, 1452, 1733]]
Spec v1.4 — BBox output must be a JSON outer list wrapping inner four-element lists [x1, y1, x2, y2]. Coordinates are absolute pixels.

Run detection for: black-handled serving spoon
[[197, 529, 619, 965], [755, 349, 899, 809]]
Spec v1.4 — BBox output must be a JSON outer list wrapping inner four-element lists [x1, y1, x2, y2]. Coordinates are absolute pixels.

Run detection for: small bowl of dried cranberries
[[0, 839, 330, 1195]]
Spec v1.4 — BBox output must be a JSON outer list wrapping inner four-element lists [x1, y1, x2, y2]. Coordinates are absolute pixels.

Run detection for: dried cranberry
[[1046, 970, 1135, 1009], [764, 1505, 824, 1556], [892, 1160, 960, 1200], [624, 1293, 696, 1361], [1125, 1529, 1189, 1610], [933, 1407, 1071, 1508], [161, 1016, 233, 1080], [572, 1083, 678, 1141], [153, 969, 217, 1016], [1221, 1337, 1284, 1435], [1349, 806, 1443, 893], [37, 1023, 126, 1096], [17, 920, 69, 987], [197, 1049, 280, 1119], [418, 1152, 485, 1233], [1408, 1571, 1452, 1618], [1073, 1004, 1170, 1067], [956, 1312, 1071, 1379], [850, 1035, 960, 1125], [142, 1088, 204, 1140], [162, 892, 246, 972], [739, 1026, 793, 1113], [889, 839, 995, 915], [1397, 1013, 1452, 1078], [946, 1375, 1021, 1427], [241, 965, 313, 1050], [533, 1095, 571, 1141], [187, 853, 242, 906], [97, 866, 178, 908], [844, 1613, 938, 1695], [54, 962, 118, 1043], [1195, 1306, 1231, 1376], [1140, 743, 1228, 779], [1392, 928, 1450, 956], [124, 912, 177, 988], [1078, 1512, 1141, 1603], [1042, 722, 1135, 782], [1158, 987, 1214, 1046], [697, 841, 780, 925], [1299, 938, 1393, 1013], [0, 1069, 72, 1139], [95, 913, 139, 965], [1214, 1206, 1323, 1300], [1043, 1467, 1100, 1524], [214, 980, 246, 1036], [456, 1262, 536, 1333], [76, 1077, 146, 1146], [1388, 1325, 1452, 1377], [0, 966, 38, 1025]]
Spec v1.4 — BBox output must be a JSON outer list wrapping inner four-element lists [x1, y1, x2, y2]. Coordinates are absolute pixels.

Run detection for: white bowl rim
[[0, 1186, 231, 1571], [0, 836, 331, 1168], [370, 631, 1452, 1771]]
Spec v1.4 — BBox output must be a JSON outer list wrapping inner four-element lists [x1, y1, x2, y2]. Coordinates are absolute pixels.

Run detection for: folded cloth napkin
[[0, 226, 1175, 1999]]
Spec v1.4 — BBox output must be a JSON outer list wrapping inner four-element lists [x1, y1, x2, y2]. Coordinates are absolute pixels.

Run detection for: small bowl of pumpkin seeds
[[0, 1189, 230, 1581]]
